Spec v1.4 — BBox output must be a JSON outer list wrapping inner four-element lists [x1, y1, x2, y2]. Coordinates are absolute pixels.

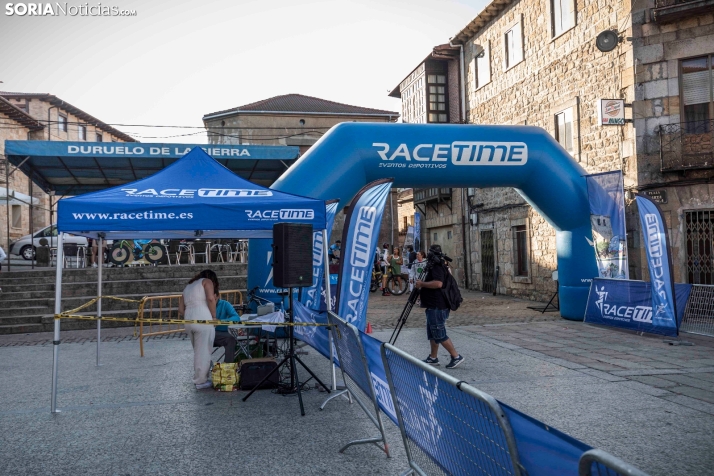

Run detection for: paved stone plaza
[[1, 291, 713, 474]]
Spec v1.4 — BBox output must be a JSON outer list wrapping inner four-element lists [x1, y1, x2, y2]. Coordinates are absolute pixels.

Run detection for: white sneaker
[[195, 381, 213, 390], [92, 263, 97, 268]]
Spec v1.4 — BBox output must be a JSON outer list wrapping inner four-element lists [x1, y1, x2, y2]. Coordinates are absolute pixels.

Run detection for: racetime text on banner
[[302, 200, 339, 311], [585, 278, 691, 336], [635, 195, 678, 335], [336, 179, 393, 331]]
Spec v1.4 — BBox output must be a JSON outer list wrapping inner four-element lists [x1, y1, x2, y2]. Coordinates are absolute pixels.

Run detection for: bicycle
[[386, 266, 407, 296], [370, 266, 383, 293], [109, 239, 166, 266]]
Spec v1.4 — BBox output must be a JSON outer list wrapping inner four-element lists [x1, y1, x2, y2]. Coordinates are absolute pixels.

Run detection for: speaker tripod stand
[[242, 288, 331, 416]]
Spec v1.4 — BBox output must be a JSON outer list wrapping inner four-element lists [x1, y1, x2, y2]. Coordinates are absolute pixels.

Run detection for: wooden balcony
[[653, 0, 714, 23], [413, 187, 452, 214]]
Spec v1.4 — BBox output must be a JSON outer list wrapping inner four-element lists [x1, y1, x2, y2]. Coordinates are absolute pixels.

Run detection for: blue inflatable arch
[[253, 123, 597, 320]]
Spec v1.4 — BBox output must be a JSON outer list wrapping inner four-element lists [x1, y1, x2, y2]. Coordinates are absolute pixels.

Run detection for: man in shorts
[[415, 244, 464, 369]]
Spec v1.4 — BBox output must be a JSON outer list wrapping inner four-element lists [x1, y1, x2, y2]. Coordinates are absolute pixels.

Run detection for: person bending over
[[213, 290, 242, 363], [179, 270, 218, 389], [415, 245, 464, 369]]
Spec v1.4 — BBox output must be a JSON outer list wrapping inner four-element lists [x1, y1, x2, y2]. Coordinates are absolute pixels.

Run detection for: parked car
[[9, 225, 88, 260]]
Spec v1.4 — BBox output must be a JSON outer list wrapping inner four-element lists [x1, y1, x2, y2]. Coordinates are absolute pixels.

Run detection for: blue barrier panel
[[327, 312, 390, 456], [501, 403, 590, 476], [382, 343, 524, 476], [359, 331, 398, 424], [292, 301, 336, 364], [585, 279, 692, 336]]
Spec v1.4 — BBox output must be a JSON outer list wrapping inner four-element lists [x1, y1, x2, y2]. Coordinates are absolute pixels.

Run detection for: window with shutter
[[681, 56, 712, 134]]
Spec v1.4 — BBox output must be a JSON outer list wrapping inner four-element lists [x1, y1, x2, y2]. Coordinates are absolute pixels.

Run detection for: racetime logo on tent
[[121, 189, 273, 198]]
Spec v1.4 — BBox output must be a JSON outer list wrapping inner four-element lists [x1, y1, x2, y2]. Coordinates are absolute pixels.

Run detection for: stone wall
[[397, 189, 415, 247], [456, 0, 636, 300], [204, 114, 395, 148], [0, 112, 34, 248]]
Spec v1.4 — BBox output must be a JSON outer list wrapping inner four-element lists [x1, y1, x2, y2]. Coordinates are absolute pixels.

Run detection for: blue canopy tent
[[49, 147, 330, 412], [57, 147, 326, 238]]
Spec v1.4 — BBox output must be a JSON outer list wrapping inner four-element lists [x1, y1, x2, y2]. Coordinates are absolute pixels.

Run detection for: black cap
[[429, 244, 442, 254]]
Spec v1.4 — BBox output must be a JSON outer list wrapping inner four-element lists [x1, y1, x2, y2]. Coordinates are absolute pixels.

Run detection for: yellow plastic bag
[[212, 362, 238, 390]]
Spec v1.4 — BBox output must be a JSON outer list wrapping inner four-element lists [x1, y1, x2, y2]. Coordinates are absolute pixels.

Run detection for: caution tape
[[54, 313, 328, 327], [63, 295, 145, 315]]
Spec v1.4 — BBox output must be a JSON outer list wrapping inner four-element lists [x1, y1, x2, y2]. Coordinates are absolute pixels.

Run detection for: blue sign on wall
[[4, 140, 299, 160]]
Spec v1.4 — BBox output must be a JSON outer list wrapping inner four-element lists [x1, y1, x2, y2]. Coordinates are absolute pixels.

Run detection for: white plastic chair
[[192, 242, 209, 264]]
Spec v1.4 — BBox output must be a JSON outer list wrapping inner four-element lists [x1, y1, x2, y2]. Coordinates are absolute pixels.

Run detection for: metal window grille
[[481, 230, 495, 293], [382, 343, 523, 476], [684, 210, 713, 284], [512, 225, 529, 277], [680, 284, 714, 337]]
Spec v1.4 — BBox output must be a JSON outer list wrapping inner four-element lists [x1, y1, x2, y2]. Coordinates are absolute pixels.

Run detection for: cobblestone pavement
[[366, 288, 561, 332]]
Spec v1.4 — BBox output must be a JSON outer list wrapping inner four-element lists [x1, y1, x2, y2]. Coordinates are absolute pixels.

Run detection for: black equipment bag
[[239, 358, 279, 390]]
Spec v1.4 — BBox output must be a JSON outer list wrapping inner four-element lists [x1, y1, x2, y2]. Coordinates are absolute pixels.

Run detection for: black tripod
[[242, 288, 331, 416], [389, 273, 424, 345]]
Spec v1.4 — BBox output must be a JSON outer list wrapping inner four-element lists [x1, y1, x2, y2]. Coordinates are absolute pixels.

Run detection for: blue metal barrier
[[327, 312, 390, 457], [381, 342, 524, 476], [578, 449, 649, 476]]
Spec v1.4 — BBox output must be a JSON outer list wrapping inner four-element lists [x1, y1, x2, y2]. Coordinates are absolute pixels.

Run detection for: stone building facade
[[203, 93, 400, 249], [0, 92, 134, 256], [391, 0, 714, 302], [631, 1, 714, 284], [451, 0, 637, 301], [389, 45, 472, 285]]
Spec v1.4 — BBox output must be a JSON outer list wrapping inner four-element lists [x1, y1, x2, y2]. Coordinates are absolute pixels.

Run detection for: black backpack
[[441, 268, 463, 311]]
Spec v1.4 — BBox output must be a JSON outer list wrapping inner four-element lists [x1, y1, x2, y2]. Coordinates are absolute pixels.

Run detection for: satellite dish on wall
[[596, 30, 619, 52]]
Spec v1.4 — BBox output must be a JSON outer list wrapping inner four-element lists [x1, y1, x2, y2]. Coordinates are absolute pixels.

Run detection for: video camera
[[426, 245, 452, 269]]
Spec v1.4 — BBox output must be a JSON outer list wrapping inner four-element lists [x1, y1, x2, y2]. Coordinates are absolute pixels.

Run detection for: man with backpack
[[415, 244, 464, 369]]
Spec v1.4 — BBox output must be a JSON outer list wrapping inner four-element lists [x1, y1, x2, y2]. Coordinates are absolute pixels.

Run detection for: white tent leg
[[51, 233, 65, 414], [96, 237, 103, 367], [322, 229, 337, 391]]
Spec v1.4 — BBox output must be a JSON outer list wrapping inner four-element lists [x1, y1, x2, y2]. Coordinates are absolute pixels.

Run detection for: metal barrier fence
[[578, 449, 649, 476], [138, 289, 243, 357], [381, 342, 524, 476], [680, 284, 714, 337], [327, 312, 390, 457]]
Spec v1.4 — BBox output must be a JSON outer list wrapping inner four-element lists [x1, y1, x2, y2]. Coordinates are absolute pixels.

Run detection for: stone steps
[[0, 263, 248, 334]]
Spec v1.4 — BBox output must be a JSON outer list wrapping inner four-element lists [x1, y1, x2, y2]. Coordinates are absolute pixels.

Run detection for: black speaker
[[273, 223, 313, 288]]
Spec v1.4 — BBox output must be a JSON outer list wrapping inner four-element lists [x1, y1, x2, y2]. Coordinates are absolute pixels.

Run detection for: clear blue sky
[[1, 0, 486, 142]]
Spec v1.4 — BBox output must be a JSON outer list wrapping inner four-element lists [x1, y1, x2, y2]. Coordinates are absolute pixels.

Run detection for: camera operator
[[415, 244, 464, 369]]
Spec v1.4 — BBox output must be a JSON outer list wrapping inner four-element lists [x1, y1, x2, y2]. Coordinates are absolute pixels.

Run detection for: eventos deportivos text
[[72, 211, 193, 220]]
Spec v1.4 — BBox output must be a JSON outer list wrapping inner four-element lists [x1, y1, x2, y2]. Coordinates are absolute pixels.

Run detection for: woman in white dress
[[179, 270, 218, 389]]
